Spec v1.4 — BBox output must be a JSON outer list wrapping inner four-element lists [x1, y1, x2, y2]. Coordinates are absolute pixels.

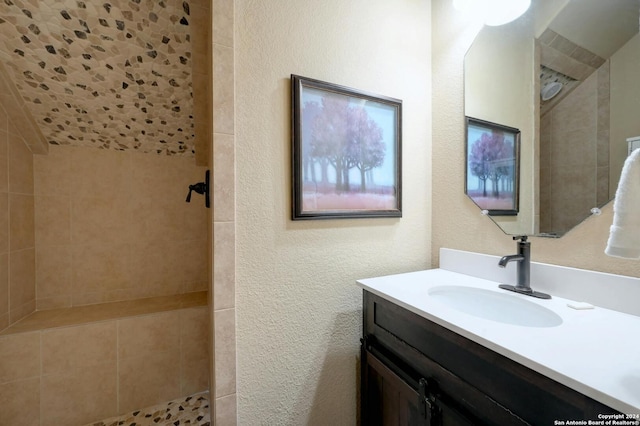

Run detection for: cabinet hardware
[[419, 378, 442, 425]]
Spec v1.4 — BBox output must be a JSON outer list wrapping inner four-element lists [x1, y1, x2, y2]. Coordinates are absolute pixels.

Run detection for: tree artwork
[[468, 131, 512, 197], [292, 75, 401, 218], [347, 106, 386, 192], [466, 121, 518, 213], [306, 93, 386, 193]]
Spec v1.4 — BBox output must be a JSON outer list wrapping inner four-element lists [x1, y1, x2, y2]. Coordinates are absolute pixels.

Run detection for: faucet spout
[[498, 254, 524, 268], [498, 236, 552, 299]]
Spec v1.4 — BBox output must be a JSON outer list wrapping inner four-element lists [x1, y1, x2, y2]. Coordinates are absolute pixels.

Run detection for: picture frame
[[464, 117, 520, 216], [291, 75, 402, 220]]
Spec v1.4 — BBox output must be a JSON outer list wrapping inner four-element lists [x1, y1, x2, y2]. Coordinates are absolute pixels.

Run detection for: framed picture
[[465, 117, 520, 216], [291, 75, 402, 220]]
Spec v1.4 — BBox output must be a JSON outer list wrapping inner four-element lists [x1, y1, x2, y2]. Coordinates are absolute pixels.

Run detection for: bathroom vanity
[[358, 250, 640, 425]]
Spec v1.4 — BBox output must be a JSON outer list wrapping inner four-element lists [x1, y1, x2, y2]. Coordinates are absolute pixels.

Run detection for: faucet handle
[[513, 235, 528, 242]]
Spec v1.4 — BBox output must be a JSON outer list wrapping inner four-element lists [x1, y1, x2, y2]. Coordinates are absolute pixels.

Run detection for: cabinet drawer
[[363, 291, 618, 424]]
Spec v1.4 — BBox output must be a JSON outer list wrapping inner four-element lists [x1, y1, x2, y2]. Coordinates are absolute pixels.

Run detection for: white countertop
[[357, 268, 640, 414]]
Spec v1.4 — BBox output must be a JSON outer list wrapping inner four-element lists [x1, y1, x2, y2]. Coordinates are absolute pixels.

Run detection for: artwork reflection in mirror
[[465, 117, 520, 216]]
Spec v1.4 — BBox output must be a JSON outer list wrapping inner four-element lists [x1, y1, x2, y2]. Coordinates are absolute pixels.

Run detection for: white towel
[[605, 148, 640, 259]]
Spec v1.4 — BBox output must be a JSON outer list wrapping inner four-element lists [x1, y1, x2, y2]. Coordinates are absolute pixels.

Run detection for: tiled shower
[[0, 0, 237, 424]]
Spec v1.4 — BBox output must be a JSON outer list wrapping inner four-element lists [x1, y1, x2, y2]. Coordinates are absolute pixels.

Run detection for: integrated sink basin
[[428, 285, 563, 328]]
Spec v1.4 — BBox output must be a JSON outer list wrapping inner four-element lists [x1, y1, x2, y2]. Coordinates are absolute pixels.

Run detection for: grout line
[[38, 330, 42, 426], [116, 319, 120, 415], [179, 308, 184, 396], [215, 390, 237, 399]]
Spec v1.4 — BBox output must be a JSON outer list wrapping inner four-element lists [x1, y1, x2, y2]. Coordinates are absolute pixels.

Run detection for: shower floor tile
[[87, 392, 210, 426]]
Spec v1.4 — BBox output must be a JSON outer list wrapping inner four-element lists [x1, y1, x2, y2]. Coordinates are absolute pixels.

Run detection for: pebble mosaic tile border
[[88, 392, 211, 426], [0, 0, 195, 155]]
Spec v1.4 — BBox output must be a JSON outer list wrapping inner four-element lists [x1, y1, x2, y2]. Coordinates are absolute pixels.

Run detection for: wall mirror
[[464, 0, 640, 237]]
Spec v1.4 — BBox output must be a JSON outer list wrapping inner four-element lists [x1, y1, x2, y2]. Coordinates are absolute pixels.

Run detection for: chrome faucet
[[498, 236, 551, 299]]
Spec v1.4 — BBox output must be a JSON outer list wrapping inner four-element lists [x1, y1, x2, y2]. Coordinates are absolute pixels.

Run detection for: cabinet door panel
[[363, 347, 426, 426], [363, 343, 483, 426]]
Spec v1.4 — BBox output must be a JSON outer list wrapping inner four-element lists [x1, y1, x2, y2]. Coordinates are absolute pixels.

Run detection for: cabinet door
[[362, 343, 478, 426], [363, 347, 425, 426]]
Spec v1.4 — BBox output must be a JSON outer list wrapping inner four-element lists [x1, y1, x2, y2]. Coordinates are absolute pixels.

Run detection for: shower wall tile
[[2, 80, 36, 328], [34, 145, 208, 308], [191, 2, 211, 62], [41, 362, 118, 426], [69, 149, 132, 199], [0, 335, 39, 424], [543, 69, 600, 234], [0, 331, 40, 384], [9, 300, 36, 327], [213, 133, 235, 222], [0, 63, 47, 155], [213, 0, 234, 48], [34, 195, 71, 246], [71, 195, 132, 245], [129, 196, 184, 244], [128, 241, 185, 295], [193, 71, 212, 168], [0, 193, 8, 253], [33, 147, 71, 197], [9, 248, 35, 323], [214, 221, 235, 310], [71, 243, 131, 295], [180, 307, 210, 395], [216, 393, 238, 426], [118, 311, 181, 359], [1, 305, 207, 423], [177, 239, 209, 284], [9, 194, 35, 251], [212, 0, 236, 421], [130, 153, 203, 200], [118, 350, 182, 414], [42, 322, 117, 375], [0, 377, 40, 426], [8, 133, 34, 195], [0, 133, 7, 193], [36, 295, 73, 311], [597, 166, 610, 206], [214, 308, 236, 397], [0, 254, 7, 330], [213, 44, 235, 135], [0, 104, 7, 134]]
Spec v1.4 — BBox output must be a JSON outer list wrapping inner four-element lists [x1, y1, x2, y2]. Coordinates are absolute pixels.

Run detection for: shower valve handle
[[186, 182, 206, 202], [185, 170, 210, 208]]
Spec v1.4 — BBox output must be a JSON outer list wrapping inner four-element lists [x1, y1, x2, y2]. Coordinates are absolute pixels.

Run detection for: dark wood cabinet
[[360, 291, 619, 426]]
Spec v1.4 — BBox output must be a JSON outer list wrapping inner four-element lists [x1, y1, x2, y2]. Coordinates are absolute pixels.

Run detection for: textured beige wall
[[235, 0, 432, 423], [432, 0, 640, 278]]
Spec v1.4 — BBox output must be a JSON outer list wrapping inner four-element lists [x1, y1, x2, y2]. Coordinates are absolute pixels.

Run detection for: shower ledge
[[0, 291, 207, 336]]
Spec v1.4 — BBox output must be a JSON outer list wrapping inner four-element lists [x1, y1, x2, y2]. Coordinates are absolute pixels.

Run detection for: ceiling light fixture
[[453, 0, 531, 26]]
